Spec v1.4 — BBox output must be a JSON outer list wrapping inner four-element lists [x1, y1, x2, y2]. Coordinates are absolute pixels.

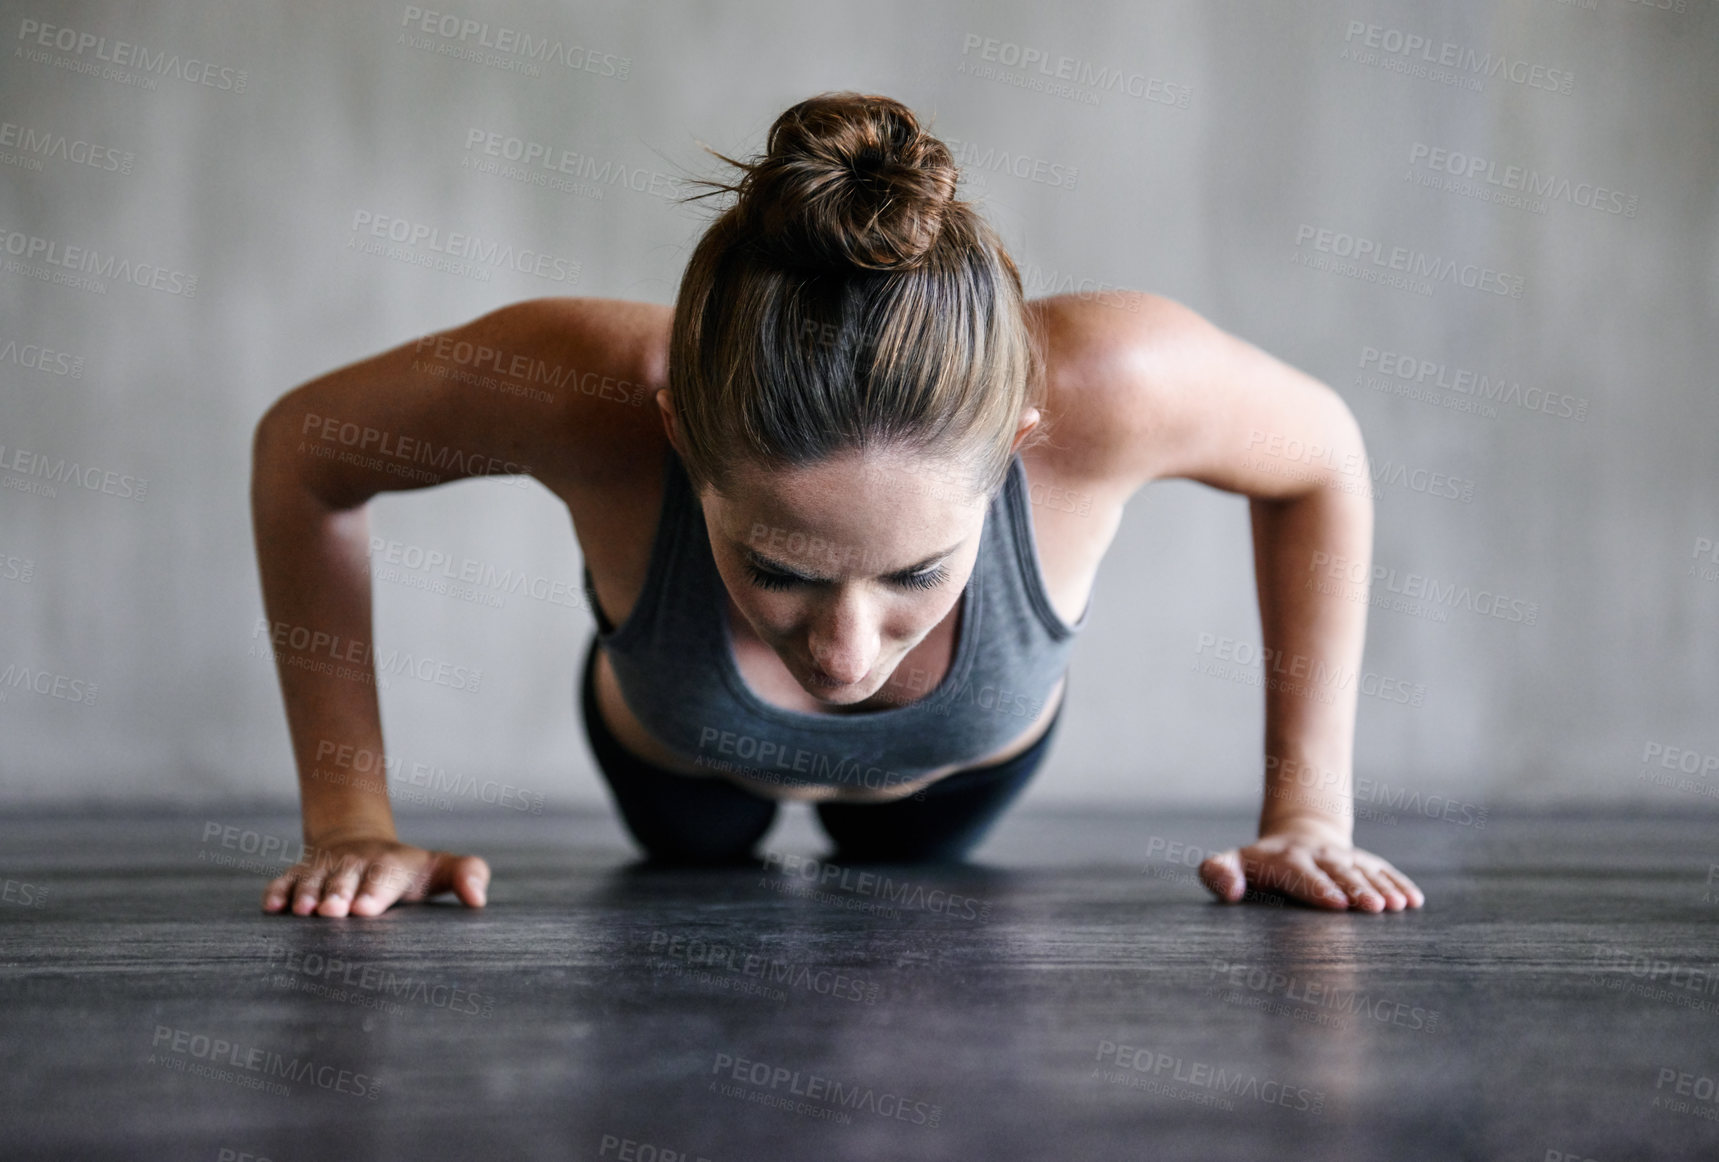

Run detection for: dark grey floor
[[3, 805, 1717, 1161]]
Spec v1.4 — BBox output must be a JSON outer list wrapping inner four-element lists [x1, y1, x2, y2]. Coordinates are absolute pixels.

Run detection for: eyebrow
[[740, 542, 961, 583]]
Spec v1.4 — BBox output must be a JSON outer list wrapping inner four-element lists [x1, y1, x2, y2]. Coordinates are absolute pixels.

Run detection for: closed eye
[[744, 562, 949, 592]]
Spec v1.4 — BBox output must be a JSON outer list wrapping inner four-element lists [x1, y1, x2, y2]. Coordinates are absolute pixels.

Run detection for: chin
[[802, 677, 868, 703], [799, 666, 878, 703]]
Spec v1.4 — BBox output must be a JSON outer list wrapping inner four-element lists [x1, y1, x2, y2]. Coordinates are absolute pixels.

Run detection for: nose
[[804, 595, 879, 686]]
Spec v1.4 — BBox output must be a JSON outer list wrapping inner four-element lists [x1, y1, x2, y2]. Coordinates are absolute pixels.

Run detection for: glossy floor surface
[[2, 807, 1715, 1160]]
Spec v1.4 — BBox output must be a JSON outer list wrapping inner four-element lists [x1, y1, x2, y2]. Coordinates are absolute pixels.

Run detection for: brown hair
[[667, 91, 1044, 498]]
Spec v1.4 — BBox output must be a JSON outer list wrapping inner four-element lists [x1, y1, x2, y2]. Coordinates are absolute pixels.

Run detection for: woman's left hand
[[1197, 822, 1426, 912]]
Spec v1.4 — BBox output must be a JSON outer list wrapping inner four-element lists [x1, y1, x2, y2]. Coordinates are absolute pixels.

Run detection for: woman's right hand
[[262, 836, 490, 918]]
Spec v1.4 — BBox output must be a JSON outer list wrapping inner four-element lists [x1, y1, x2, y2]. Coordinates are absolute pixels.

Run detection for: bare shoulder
[[479, 295, 671, 387], [444, 296, 672, 491], [1024, 291, 1359, 501], [260, 295, 673, 506], [1025, 291, 1223, 496], [468, 298, 677, 625]]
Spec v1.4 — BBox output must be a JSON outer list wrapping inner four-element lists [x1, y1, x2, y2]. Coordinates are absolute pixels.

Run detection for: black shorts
[[578, 634, 1062, 864]]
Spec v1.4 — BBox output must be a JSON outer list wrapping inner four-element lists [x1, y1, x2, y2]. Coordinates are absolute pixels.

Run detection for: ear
[[655, 389, 683, 455], [1009, 406, 1042, 453]]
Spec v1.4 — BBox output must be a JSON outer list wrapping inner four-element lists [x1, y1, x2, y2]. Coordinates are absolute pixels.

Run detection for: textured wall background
[[2, 0, 1715, 817]]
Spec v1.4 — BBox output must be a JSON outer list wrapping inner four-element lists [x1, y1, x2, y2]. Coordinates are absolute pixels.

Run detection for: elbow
[[1342, 403, 1368, 478], [1319, 388, 1370, 503], [250, 385, 332, 519], [1322, 384, 1367, 469], [250, 393, 296, 512]]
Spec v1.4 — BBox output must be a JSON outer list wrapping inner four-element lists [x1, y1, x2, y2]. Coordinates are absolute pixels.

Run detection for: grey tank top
[[582, 448, 1089, 793]]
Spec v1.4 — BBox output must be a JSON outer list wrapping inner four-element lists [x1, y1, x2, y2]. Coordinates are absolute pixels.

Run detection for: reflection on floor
[[2, 807, 1715, 1160]]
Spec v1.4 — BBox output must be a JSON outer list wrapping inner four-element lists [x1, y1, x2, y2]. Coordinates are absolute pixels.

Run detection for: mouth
[[802, 663, 856, 691], [796, 654, 884, 701]]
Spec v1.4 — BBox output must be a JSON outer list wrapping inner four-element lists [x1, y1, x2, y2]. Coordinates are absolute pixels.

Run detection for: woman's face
[[699, 449, 990, 706]]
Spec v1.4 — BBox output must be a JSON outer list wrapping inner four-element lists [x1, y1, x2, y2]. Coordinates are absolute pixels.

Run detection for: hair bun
[[734, 92, 959, 273]]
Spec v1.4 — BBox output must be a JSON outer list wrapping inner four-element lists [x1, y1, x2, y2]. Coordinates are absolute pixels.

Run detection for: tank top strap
[[998, 454, 1091, 639], [581, 446, 691, 642]]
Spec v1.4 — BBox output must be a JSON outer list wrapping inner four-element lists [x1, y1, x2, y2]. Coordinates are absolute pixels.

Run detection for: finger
[[316, 855, 366, 918], [424, 853, 490, 908], [291, 863, 328, 916], [1316, 857, 1385, 912], [262, 872, 297, 913], [1376, 864, 1425, 909], [1358, 865, 1407, 911], [1268, 854, 1348, 910], [349, 859, 418, 917], [1197, 851, 1245, 903]]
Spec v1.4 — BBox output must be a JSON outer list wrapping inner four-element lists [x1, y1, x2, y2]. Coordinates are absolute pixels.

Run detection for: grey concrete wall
[[2, 0, 1715, 815]]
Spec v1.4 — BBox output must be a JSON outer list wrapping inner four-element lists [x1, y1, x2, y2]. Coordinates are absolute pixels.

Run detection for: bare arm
[[249, 296, 666, 915], [1039, 292, 1422, 912]]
